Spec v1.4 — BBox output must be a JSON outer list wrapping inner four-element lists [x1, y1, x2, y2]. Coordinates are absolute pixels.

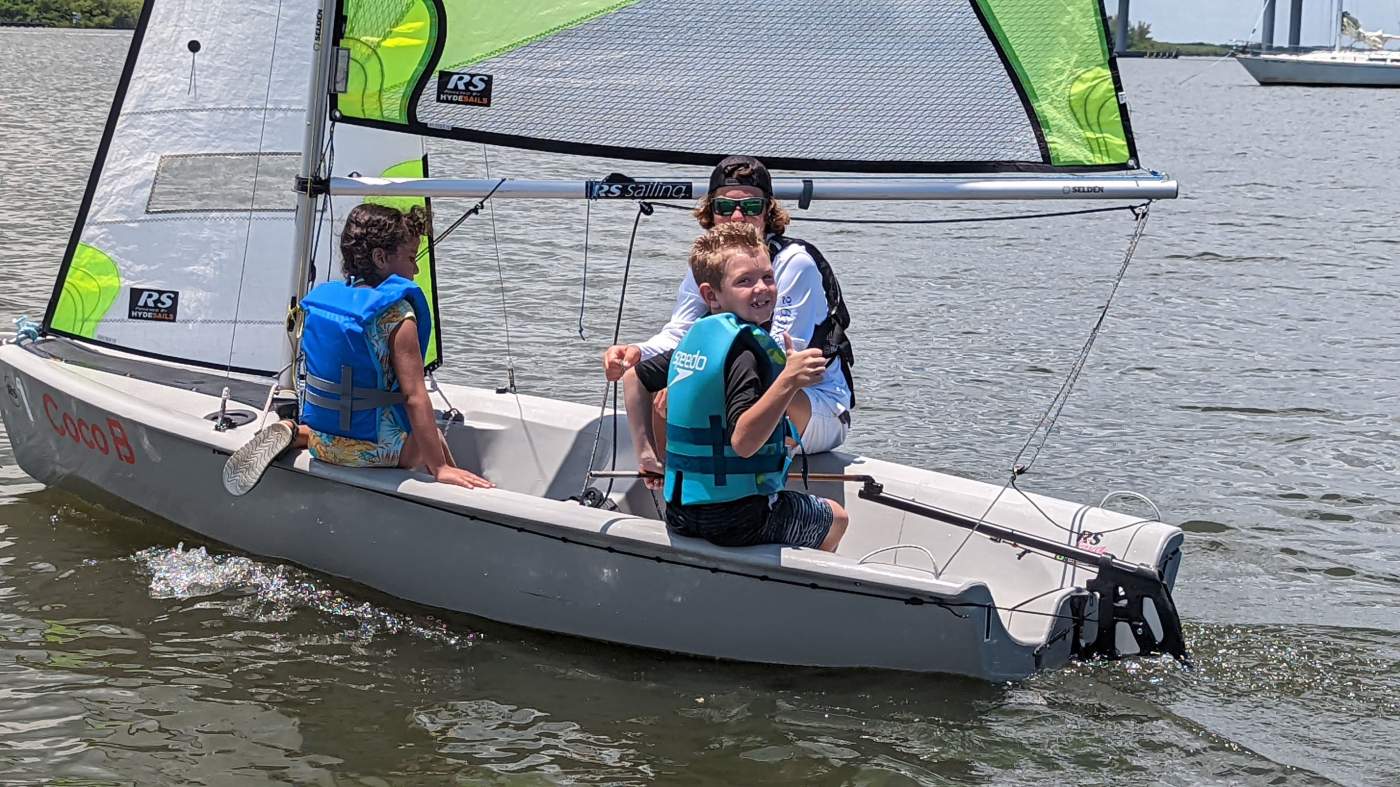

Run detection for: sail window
[[146, 153, 301, 213]]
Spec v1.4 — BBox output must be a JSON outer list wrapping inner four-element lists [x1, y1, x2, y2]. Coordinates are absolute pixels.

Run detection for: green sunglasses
[[712, 197, 766, 216]]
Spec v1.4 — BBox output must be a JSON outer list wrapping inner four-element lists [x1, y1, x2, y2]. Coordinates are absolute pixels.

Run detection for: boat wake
[[130, 544, 481, 647]]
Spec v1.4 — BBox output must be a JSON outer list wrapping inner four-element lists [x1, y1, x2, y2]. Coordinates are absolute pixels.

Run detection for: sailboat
[[0, 0, 1187, 681], [1237, 9, 1400, 87]]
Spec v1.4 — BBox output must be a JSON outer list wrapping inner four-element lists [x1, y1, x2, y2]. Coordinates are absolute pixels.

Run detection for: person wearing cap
[[601, 156, 855, 454]]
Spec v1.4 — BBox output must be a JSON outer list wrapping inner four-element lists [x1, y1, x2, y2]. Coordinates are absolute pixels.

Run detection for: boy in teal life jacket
[[622, 223, 850, 551], [222, 204, 492, 496]]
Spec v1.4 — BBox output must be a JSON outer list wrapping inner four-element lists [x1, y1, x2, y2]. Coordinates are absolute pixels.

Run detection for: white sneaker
[[222, 421, 295, 496]]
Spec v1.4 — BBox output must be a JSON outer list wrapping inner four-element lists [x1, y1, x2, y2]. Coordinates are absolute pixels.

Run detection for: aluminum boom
[[329, 175, 1178, 201]]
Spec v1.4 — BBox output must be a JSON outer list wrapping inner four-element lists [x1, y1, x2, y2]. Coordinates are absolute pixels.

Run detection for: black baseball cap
[[708, 155, 772, 198]]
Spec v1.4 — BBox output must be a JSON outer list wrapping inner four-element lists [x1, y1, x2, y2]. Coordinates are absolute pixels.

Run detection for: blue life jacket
[[663, 313, 792, 506], [299, 275, 431, 440]]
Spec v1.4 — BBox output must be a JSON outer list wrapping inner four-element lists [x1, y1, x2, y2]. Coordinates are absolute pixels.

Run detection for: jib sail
[[44, 0, 444, 375]]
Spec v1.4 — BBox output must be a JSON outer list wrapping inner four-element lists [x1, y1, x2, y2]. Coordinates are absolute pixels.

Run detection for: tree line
[[0, 0, 143, 29], [1106, 15, 1231, 57]]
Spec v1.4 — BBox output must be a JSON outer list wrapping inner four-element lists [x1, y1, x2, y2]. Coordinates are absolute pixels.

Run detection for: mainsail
[[43, 0, 443, 375], [331, 0, 1138, 173]]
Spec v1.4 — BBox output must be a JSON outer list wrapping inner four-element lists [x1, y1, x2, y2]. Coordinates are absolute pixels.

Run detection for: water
[[2, 28, 1398, 785]]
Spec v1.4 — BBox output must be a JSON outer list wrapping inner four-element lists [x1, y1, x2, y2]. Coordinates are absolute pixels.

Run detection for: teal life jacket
[[663, 313, 792, 506], [299, 275, 431, 440]]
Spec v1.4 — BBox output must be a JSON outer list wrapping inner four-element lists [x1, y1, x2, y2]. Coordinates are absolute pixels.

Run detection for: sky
[[1122, 0, 1400, 45]]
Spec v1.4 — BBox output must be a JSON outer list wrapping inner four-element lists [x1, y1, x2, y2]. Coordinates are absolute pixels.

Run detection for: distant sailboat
[[1237, 9, 1400, 87], [1, 0, 1188, 680]]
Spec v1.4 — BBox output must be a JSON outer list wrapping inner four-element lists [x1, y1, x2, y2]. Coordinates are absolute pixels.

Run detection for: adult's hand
[[602, 344, 642, 381], [638, 451, 665, 491]]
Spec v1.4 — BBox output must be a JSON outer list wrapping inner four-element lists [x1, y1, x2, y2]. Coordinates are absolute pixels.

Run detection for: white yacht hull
[[1236, 52, 1400, 86], [0, 336, 1184, 681]]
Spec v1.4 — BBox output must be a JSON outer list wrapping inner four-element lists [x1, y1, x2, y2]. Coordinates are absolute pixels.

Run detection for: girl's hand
[[435, 466, 494, 489]]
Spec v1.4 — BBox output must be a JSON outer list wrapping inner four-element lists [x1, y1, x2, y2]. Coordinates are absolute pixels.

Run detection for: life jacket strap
[[305, 365, 406, 432], [664, 451, 787, 484]]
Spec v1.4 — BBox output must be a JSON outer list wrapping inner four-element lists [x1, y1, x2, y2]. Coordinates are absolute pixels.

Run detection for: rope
[[579, 201, 652, 502], [646, 200, 1148, 225], [940, 203, 1154, 573], [1010, 202, 1152, 475], [480, 149, 516, 393], [415, 177, 507, 262], [577, 198, 592, 339], [13, 316, 41, 343], [428, 371, 462, 436], [258, 362, 294, 429]]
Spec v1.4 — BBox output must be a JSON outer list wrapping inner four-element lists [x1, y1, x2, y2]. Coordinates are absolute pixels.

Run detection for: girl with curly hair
[[223, 204, 492, 495]]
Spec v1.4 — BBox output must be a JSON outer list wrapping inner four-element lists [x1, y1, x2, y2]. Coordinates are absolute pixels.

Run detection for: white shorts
[[796, 391, 850, 454]]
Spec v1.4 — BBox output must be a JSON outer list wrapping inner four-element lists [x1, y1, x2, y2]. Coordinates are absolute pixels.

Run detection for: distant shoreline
[[0, 0, 141, 30], [0, 22, 137, 30]]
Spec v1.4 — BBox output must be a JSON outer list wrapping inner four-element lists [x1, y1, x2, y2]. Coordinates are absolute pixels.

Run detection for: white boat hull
[[0, 337, 1184, 681], [1236, 52, 1400, 86]]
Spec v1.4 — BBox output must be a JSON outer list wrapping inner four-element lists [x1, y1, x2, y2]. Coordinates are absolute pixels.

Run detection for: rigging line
[[288, 123, 336, 395], [577, 197, 592, 339], [940, 203, 1153, 574], [1006, 475, 1159, 538], [580, 201, 652, 501], [414, 176, 507, 261], [1011, 202, 1151, 475], [307, 122, 335, 286], [480, 148, 516, 392], [1179, 0, 1272, 85], [225, 0, 288, 376], [645, 201, 1148, 225]]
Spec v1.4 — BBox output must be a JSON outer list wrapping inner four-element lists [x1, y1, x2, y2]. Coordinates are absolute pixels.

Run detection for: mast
[[284, 0, 339, 386]]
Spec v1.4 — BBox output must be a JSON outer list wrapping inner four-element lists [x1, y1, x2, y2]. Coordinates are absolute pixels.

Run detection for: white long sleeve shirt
[[634, 240, 851, 413]]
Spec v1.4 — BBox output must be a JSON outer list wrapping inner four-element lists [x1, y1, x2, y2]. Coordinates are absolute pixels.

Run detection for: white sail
[[43, 0, 438, 375]]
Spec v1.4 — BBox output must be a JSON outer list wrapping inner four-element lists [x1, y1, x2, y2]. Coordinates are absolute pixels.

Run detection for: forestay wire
[[940, 202, 1154, 572]]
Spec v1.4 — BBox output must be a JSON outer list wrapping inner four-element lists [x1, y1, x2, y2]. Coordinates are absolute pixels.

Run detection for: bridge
[[1111, 0, 1307, 54]]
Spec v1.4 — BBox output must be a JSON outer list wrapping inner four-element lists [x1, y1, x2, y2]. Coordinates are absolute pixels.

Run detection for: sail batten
[[333, 0, 1140, 173]]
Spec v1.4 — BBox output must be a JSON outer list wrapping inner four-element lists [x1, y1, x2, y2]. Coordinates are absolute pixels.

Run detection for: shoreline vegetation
[[1107, 16, 1233, 57], [0, 1, 142, 29]]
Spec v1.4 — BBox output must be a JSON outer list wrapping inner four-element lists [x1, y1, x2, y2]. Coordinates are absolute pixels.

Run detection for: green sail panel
[[974, 0, 1132, 167], [49, 243, 122, 340], [340, 0, 438, 123], [338, 0, 635, 125], [366, 157, 444, 371], [332, 0, 1142, 173]]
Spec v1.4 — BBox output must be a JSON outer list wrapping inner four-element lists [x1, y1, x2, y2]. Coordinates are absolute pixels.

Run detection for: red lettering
[[75, 418, 96, 449], [62, 413, 80, 443], [43, 394, 63, 435], [90, 424, 109, 455], [107, 418, 135, 465]]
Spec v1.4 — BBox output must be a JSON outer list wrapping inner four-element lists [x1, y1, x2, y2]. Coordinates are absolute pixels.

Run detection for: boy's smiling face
[[701, 249, 775, 324]]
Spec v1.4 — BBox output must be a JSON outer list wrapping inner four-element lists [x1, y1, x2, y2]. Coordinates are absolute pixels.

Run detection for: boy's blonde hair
[[689, 223, 768, 291]]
